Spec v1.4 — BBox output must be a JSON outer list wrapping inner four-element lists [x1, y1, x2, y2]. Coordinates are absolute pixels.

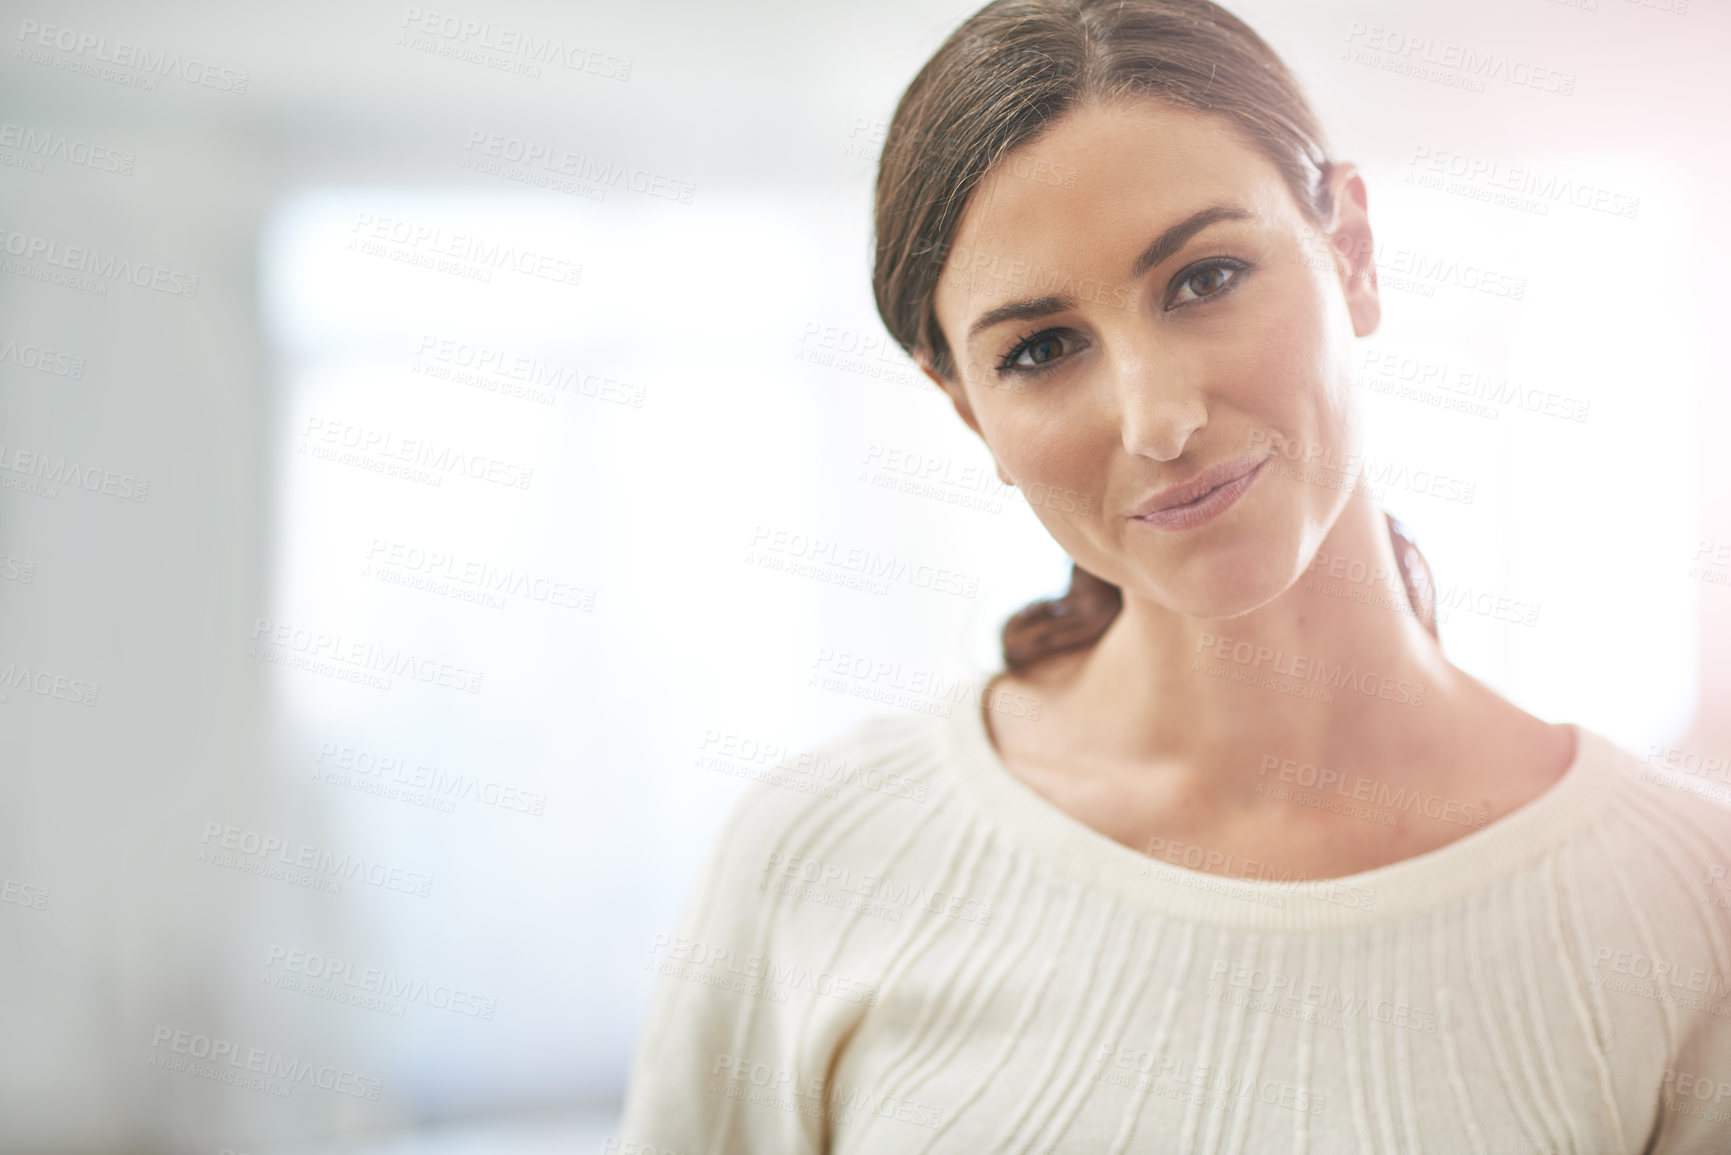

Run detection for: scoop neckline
[[940, 665, 1625, 931]]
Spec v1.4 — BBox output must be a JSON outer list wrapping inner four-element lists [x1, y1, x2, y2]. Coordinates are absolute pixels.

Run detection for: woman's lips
[[1128, 457, 1268, 531]]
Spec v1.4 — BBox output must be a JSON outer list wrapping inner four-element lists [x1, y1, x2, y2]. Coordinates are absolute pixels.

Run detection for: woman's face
[[926, 99, 1380, 620]]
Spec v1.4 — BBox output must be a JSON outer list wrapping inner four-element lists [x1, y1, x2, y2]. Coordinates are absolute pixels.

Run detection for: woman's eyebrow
[[1128, 204, 1251, 279], [964, 204, 1253, 344], [967, 295, 1073, 344]]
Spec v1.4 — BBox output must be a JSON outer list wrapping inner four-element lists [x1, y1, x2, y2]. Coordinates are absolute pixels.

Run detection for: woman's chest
[[823, 913, 1668, 1154]]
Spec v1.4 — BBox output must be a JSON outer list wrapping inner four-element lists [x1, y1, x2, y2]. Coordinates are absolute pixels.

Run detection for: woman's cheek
[[1239, 296, 1335, 446], [998, 403, 1099, 502]]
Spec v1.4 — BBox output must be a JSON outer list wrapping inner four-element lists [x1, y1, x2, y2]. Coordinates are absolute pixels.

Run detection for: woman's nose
[[1109, 349, 1208, 463]]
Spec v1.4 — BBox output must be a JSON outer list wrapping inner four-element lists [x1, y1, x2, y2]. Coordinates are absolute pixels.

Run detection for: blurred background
[[0, 0, 1726, 1150]]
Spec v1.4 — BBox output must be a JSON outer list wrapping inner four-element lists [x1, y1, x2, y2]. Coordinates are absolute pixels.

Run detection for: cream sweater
[[619, 677, 1731, 1153]]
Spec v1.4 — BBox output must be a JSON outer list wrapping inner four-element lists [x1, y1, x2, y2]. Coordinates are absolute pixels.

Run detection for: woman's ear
[[1322, 162, 1380, 339]]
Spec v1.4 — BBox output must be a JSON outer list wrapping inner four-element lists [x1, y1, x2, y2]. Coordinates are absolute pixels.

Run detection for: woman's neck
[[1051, 492, 1470, 796]]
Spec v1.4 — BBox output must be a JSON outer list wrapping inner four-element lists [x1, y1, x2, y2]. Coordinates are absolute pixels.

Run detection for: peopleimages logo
[[0, 443, 149, 502], [462, 130, 694, 204], [696, 728, 931, 803], [1206, 958, 1438, 1033], [1341, 22, 1576, 96], [1194, 630, 1427, 709], [1245, 429, 1477, 506], [646, 933, 880, 1007], [14, 20, 251, 93], [265, 945, 498, 1019], [0, 122, 135, 175], [759, 851, 994, 925], [347, 212, 582, 289], [1091, 1044, 1328, 1114], [314, 739, 549, 815], [1647, 745, 1730, 784], [0, 226, 199, 297], [1405, 146, 1639, 221], [0, 659, 101, 707], [399, 7, 632, 81], [1356, 350, 1590, 424], [148, 1025, 381, 1099], [299, 416, 534, 491], [414, 337, 645, 408], [0, 335, 85, 378], [1, 875, 49, 911], [806, 648, 1044, 721], [1258, 754, 1489, 828], [746, 524, 980, 599], [364, 538, 594, 613], [250, 617, 485, 695], [199, 819, 435, 898], [708, 1053, 946, 1130]]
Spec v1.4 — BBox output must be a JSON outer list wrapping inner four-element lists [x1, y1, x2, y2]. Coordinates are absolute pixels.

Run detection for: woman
[[619, 1, 1731, 1150]]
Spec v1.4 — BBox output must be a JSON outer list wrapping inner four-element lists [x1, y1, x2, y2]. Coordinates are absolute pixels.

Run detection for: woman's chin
[[1181, 589, 1285, 621], [1124, 573, 1287, 621]]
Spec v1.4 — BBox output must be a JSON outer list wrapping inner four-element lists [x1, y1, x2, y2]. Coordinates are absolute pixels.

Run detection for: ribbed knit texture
[[620, 681, 1731, 1153]]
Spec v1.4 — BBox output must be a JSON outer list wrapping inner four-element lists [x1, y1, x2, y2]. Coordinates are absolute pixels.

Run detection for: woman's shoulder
[[705, 708, 970, 873], [669, 707, 996, 996], [1590, 728, 1731, 844], [1569, 727, 1731, 950], [623, 710, 965, 1152]]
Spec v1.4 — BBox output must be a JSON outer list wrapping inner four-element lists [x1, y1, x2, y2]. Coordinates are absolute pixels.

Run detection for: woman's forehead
[[933, 104, 1292, 331], [960, 102, 1283, 242]]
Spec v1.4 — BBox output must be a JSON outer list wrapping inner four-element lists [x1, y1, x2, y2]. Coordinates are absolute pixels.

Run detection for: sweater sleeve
[[615, 782, 833, 1155], [1641, 791, 1731, 1153], [1647, 998, 1731, 1151]]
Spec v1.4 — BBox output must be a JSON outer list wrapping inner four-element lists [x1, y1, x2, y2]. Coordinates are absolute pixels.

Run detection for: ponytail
[[1000, 511, 1440, 673]]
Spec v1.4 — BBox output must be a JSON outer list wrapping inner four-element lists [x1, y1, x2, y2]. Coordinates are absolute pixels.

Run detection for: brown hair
[[870, 0, 1438, 672]]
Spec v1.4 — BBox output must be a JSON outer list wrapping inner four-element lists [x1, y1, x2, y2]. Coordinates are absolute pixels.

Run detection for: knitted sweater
[[619, 679, 1731, 1154]]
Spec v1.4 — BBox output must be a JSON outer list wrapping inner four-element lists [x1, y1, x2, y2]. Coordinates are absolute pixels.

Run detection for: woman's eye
[[1169, 262, 1242, 306], [998, 330, 1071, 374], [1014, 335, 1064, 367]]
